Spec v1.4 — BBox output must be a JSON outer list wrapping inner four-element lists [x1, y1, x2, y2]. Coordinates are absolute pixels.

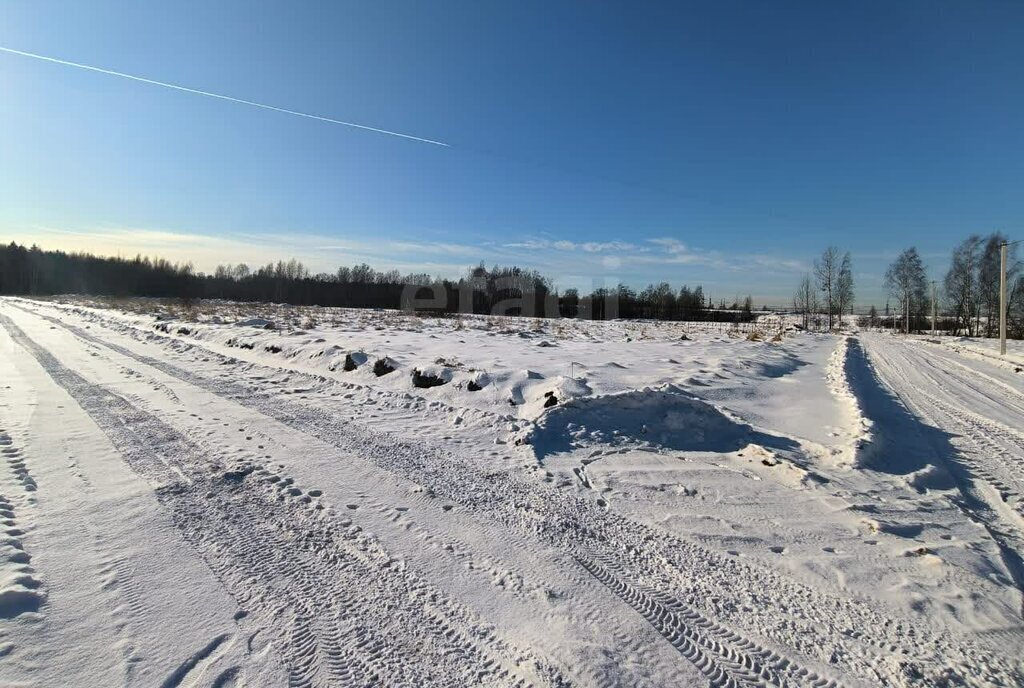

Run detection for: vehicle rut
[[0, 311, 549, 688], [8, 303, 999, 686]]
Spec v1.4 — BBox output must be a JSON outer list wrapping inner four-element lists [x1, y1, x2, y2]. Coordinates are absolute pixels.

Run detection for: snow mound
[[517, 376, 591, 418], [906, 463, 955, 492], [526, 387, 766, 458], [235, 317, 275, 329], [411, 365, 453, 388]]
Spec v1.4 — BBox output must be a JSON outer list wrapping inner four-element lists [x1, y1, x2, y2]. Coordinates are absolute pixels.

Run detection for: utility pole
[[1000, 241, 1008, 355], [931, 280, 937, 336]]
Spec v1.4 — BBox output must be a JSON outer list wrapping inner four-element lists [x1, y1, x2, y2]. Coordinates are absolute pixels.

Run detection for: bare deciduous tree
[[1010, 274, 1024, 339], [793, 274, 818, 330], [978, 233, 1021, 337], [944, 235, 982, 336], [814, 246, 840, 330], [883, 248, 927, 333], [836, 252, 854, 328]]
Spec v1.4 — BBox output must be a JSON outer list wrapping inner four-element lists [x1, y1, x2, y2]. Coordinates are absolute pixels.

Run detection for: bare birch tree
[[836, 252, 854, 328], [793, 274, 817, 329], [814, 246, 840, 330], [944, 235, 982, 336], [884, 248, 927, 333]]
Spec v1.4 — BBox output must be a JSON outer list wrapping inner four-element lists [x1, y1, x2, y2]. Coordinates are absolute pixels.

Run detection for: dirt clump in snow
[[373, 357, 396, 376], [412, 367, 450, 388]]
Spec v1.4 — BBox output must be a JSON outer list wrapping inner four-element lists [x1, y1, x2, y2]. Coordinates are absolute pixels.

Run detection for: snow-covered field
[[1, 295, 1022, 687]]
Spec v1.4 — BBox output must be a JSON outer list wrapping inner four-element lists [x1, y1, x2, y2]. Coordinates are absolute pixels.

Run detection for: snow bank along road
[[0, 297, 1022, 687]]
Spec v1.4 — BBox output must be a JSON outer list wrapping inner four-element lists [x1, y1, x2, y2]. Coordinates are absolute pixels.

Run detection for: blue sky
[[2, 1, 1022, 305]]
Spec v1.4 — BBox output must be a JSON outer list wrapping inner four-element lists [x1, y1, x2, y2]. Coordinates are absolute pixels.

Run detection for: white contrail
[[0, 45, 449, 147]]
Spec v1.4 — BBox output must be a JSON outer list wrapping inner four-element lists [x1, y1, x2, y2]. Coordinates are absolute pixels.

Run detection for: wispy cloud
[[387, 241, 479, 256], [639, 238, 725, 267], [647, 238, 688, 253], [502, 238, 640, 253], [745, 254, 810, 273]]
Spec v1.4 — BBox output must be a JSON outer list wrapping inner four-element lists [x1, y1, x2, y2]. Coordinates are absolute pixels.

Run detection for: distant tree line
[[1, 242, 202, 299], [566, 282, 754, 322], [0, 242, 760, 322]]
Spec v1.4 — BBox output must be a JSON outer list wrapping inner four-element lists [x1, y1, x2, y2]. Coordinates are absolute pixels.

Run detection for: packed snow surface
[[1, 296, 1022, 686]]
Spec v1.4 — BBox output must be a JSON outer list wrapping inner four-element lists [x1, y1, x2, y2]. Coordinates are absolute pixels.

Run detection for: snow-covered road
[[860, 333, 1024, 617], [1, 298, 1021, 686]]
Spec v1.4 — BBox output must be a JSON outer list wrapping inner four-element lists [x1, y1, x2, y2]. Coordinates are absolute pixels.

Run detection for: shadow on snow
[[527, 387, 800, 460]]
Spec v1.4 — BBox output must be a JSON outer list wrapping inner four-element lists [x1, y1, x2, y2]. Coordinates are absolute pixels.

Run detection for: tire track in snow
[[0, 491, 45, 621], [0, 312, 552, 688], [159, 632, 230, 688], [92, 536, 143, 679], [911, 369, 1024, 505], [55, 326, 844, 687], [13, 306, 700, 685], [86, 338, 658, 685], [914, 343, 1024, 416], [8, 305, 979, 687], [861, 335, 1024, 618], [924, 397, 1024, 520], [578, 554, 839, 688], [861, 336, 1024, 515], [0, 445, 37, 496], [0, 418, 46, 633]]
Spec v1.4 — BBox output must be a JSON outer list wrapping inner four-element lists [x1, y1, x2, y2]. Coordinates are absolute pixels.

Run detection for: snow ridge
[[823, 336, 873, 467], [0, 426, 46, 637]]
